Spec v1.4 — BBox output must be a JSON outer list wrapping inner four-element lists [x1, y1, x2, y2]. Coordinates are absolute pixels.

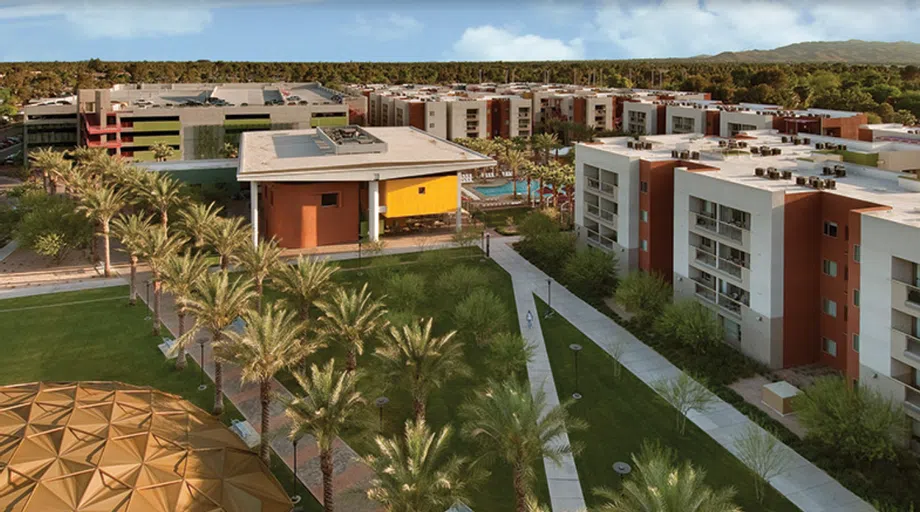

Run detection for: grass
[[474, 206, 532, 234], [270, 248, 551, 511], [0, 285, 324, 512], [535, 297, 800, 512]]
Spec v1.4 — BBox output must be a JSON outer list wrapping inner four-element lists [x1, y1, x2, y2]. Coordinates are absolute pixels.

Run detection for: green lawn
[[535, 298, 800, 512], [474, 206, 532, 233], [271, 249, 551, 511], [0, 286, 324, 512]]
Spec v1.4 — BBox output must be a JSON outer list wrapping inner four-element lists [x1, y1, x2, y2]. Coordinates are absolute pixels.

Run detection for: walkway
[[0, 276, 126, 300], [489, 239, 875, 512], [135, 270, 381, 512]]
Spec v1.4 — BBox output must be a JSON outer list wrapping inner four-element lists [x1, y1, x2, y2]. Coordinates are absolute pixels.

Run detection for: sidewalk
[[0, 276, 126, 300], [135, 270, 381, 512], [489, 239, 875, 512]]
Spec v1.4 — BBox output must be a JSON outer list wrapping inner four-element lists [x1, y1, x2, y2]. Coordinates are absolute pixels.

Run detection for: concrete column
[[368, 180, 380, 242], [250, 181, 259, 246], [456, 171, 463, 232]]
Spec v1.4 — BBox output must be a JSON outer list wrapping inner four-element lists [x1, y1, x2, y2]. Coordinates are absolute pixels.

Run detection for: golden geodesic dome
[[0, 381, 292, 512]]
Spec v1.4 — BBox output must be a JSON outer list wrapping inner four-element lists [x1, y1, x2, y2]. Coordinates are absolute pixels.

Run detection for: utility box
[[762, 381, 800, 416]]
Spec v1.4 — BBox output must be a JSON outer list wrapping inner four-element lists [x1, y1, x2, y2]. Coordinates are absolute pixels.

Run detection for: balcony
[[905, 389, 920, 420], [718, 294, 743, 318], [600, 182, 617, 197], [691, 273, 716, 291], [85, 139, 121, 149], [586, 177, 600, 191], [718, 257, 743, 279], [894, 371, 920, 392], [892, 279, 920, 315], [585, 228, 615, 251], [719, 222, 744, 242], [82, 116, 121, 135], [693, 247, 718, 269], [693, 212, 718, 234], [691, 211, 750, 247], [695, 283, 717, 303]]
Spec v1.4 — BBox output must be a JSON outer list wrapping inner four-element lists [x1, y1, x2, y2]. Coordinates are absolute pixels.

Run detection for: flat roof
[[238, 125, 495, 182], [581, 131, 920, 227]]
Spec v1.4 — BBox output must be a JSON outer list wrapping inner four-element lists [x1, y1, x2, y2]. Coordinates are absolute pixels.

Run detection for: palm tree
[[77, 185, 128, 277], [501, 149, 527, 199], [178, 201, 224, 248], [111, 213, 153, 306], [172, 271, 255, 415], [366, 419, 474, 512], [138, 229, 188, 335], [235, 238, 283, 309], [29, 147, 64, 194], [376, 318, 469, 422], [283, 360, 366, 512], [521, 161, 537, 207], [460, 379, 585, 512], [69, 146, 107, 167], [594, 442, 741, 512], [531, 132, 559, 166], [530, 164, 549, 208], [220, 142, 239, 159], [214, 304, 318, 464], [137, 172, 184, 234], [316, 283, 388, 372], [206, 216, 249, 270], [150, 141, 175, 162], [272, 255, 338, 323], [161, 250, 210, 370]]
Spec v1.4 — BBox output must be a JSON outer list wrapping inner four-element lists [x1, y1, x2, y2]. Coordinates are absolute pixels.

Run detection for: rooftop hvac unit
[[772, 148, 782, 155], [755, 167, 765, 176], [803, 137, 811, 145], [690, 151, 700, 159], [835, 168, 847, 178], [825, 179, 836, 189], [751, 146, 759, 154], [796, 176, 807, 185], [816, 142, 825, 149], [823, 166, 833, 175], [768, 170, 780, 180], [781, 136, 789, 143], [671, 150, 679, 158], [782, 170, 793, 179]]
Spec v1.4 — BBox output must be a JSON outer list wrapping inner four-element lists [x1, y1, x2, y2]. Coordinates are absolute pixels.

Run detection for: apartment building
[[22, 82, 362, 162], [859, 122, 920, 145], [22, 96, 79, 158], [574, 130, 920, 446]]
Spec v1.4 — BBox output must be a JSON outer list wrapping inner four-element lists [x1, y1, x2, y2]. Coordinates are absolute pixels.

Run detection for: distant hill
[[691, 40, 920, 64]]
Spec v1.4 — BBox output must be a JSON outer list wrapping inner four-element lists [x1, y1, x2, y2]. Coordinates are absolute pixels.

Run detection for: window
[[641, 210, 649, 222], [854, 244, 861, 263], [853, 333, 860, 353], [822, 337, 838, 357], [822, 259, 838, 277], [418, 187, 426, 195], [320, 193, 339, 207], [854, 289, 860, 307], [823, 221, 838, 237], [822, 298, 837, 317], [640, 181, 649, 193], [641, 239, 648, 252], [429, 123, 435, 128]]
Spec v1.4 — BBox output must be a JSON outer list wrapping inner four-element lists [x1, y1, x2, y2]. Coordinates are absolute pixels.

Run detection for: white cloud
[[591, 0, 920, 59], [347, 13, 422, 42], [451, 25, 585, 61]]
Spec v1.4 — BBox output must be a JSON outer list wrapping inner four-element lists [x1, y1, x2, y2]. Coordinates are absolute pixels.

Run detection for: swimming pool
[[474, 180, 552, 197]]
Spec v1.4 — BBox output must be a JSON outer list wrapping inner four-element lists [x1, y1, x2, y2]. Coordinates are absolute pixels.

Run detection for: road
[[0, 142, 22, 161]]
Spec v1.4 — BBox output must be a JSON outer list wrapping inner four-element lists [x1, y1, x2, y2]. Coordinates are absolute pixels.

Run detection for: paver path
[[135, 270, 381, 512], [489, 238, 875, 512]]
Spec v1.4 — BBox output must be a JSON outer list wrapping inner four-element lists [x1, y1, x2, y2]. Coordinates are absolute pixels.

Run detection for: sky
[[1, 0, 920, 62]]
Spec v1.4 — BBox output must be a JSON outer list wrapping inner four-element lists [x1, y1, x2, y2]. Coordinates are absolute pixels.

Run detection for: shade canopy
[[0, 381, 292, 512]]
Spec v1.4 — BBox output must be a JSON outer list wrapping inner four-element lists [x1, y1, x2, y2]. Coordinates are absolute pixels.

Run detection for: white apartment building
[[622, 101, 660, 135]]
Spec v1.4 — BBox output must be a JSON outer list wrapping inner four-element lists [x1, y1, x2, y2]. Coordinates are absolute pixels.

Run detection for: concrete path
[[0, 240, 18, 263], [135, 270, 381, 512], [0, 276, 126, 300], [489, 239, 875, 512]]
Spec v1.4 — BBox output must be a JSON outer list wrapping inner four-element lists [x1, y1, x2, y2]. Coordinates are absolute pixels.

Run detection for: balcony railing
[[910, 288, 920, 305], [718, 257, 743, 279], [719, 222, 744, 242], [906, 337, 920, 362], [694, 213, 718, 233], [694, 248, 718, 269], [600, 209, 616, 223], [585, 228, 615, 250], [692, 274, 716, 290], [695, 284, 717, 303], [718, 294, 743, 318], [600, 183, 617, 195], [586, 204, 600, 217], [586, 177, 600, 190]]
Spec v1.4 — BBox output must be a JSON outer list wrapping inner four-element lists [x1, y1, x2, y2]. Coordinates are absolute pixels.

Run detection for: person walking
[[526, 310, 534, 329]]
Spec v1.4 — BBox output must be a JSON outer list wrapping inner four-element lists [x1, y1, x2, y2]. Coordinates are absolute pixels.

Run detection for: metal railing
[[718, 257, 744, 278], [719, 222, 744, 242], [587, 177, 600, 190], [601, 183, 617, 195], [695, 284, 717, 303], [600, 209, 616, 222], [694, 248, 718, 269], [585, 228, 615, 250], [694, 214, 718, 233], [586, 204, 600, 216], [692, 275, 716, 290], [718, 294, 743, 317]]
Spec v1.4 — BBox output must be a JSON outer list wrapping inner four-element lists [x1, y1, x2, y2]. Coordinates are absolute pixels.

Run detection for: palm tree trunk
[[220, 255, 228, 271], [255, 280, 263, 311], [160, 210, 168, 235], [538, 178, 544, 207], [152, 276, 162, 335], [513, 465, 527, 512], [129, 256, 138, 305], [346, 350, 357, 373], [214, 360, 225, 416], [176, 312, 187, 370], [413, 397, 426, 422], [511, 168, 518, 198], [102, 222, 112, 278], [526, 178, 532, 208], [321, 448, 335, 512], [260, 379, 272, 465]]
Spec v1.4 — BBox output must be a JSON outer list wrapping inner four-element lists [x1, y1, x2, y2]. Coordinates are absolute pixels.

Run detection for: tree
[[235, 238, 282, 309], [15, 190, 92, 264], [892, 109, 918, 126], [214, 304, 316, 464], [376, 318, 469, 422], [171, 271, 255, 415], [220, 142, 239, 159], [112, 213, 153, 305], [435, 264, 489, 303], [453, 289, 509, 346], [615, 271, 672, 326], [460, 379, 584, 512], [561, 248, 618, 303], [177, 201, 224, 248], [793, 375, 908, 464], [735, 425, 791, 503], [283, 360, 366, 512], [138, 230, 188, 335], [77, 185, 127, 277], [205, 216, 249, 270], [384, 272, 426, 313], [150, 141, 175, 162], [29, 148, 68, 194], [272, 255, 338, 323], [594, 442, 740, 512], [486, 332, 533, 381], [161, 250, 210, 370], [652, 373, 715, 435], [501, 149, 528, 198], [316, 283, 388, 372], [654, 299, 724, 354], [366, 419, 476, 512], [136, 172, 184, 234]]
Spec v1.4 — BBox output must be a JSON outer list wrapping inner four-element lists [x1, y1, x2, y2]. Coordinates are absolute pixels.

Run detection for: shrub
[[384, 272, 426, 312], [516, 231, 576, 275], [452, 226, 482, 248], [517, 210, 559, 239], [436, 265, 489, 302], [367, 254, 401, 281], [14, 190, 91, 262], [652, 373, 716, 435], [486, 332, 533, 380], [615, 271, 672, 325], [0, 203, 20, 245], [561, 248, 618, 303], [654, 299, 723, 354], [794, 375, 909, 465], [453, 288, 509, 345]]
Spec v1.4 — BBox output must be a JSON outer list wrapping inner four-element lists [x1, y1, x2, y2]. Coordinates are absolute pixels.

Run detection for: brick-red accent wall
[[263, 182, 360, 249]]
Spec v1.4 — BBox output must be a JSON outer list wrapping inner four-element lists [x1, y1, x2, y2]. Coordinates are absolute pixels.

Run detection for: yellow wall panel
[[381, 175, 457, 218]]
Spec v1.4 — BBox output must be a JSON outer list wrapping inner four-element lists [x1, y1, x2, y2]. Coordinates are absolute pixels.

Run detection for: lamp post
[[357, 238, 364, 276], [144, 280, 151, 320], [485, 233, 491, 258], [374, 397, 389, 430], [291, 436, 303, 508], [197, 340, 207, 391], [545, 278, 554, 318], [570, 344, 583, 399]]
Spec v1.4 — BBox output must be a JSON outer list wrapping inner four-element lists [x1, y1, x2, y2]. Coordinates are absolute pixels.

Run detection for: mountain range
[[689, 40, 920, 64]]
